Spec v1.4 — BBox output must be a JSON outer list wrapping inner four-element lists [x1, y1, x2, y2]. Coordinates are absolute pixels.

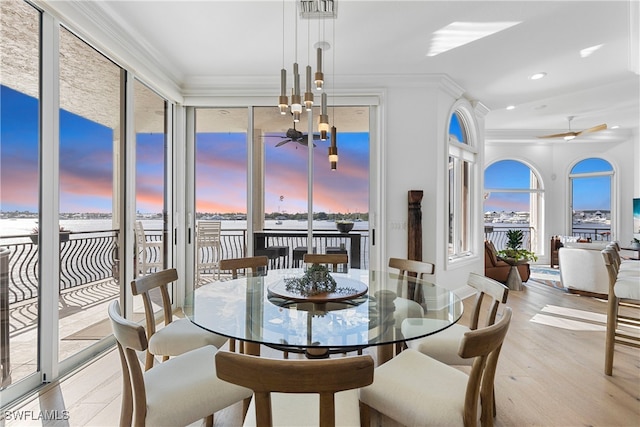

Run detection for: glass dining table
[[185, 268, 463, 363]]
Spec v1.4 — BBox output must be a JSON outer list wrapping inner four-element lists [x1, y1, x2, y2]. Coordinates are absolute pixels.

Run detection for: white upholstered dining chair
[[601, 247, 640, 376], [215, 351, 374, 427], [360, 307, 513, 427], [108, 300, 252, 427], [131, 268, 227, 370], [387, 257, 435, 354]]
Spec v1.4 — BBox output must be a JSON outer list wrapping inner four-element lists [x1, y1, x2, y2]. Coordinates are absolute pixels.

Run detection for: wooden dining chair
[[219, 256, 269, 353], [131, 268, 228, 370], [215, 351, 374, 427], [601, 248, 640, 376], [108, 300, 252, 427], [303, 253, 348, 272], [388, 257, 436, 354], [360, 307, 512, 427], [403, 272, 508, 417], [219, 255, 269, 279]]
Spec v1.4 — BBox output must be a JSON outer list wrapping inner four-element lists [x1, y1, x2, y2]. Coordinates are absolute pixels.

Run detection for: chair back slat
[[467, 272, 509, 330], [388, 257, 435, 278], [130, 268, 177, 338], [303, 253, 348, 271], [219, 256, 268, 279]]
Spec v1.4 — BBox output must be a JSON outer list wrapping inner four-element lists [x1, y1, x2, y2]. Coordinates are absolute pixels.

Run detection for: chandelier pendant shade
[[279, 69, 288, 115], [314, 47, 324, 91], [304, 65, 314, 111], [291, 63, 302, 122], [329, 125, 338, 170]]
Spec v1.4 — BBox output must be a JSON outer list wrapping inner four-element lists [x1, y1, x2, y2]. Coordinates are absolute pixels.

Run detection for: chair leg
[[204, 414, 213, 427], [230, 338, 236, 352], [604, 294, 619, 376], [144, 351, 155, 371], [359, 401, 371, 427]]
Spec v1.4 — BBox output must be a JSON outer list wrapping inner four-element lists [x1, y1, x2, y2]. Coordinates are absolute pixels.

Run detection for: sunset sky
[[1, 84, 609, 216], [1, 85, 369, 215]]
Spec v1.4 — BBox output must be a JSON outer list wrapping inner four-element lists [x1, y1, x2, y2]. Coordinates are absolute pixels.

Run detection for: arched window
[[484, 160, 543, 253], [448, 108, 476, 260], [570, 158, 613, 241]]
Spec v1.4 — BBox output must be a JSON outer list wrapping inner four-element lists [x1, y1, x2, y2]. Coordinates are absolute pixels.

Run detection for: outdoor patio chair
[[135, 221, 163, 276], [196, 220, 222, 282]]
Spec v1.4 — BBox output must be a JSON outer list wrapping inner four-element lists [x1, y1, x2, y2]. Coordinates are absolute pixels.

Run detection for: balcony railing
[[1, 228, 370, 305]]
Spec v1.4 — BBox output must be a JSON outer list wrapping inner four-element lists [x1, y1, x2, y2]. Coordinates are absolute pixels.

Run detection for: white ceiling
[[65, 0, 639, 137]]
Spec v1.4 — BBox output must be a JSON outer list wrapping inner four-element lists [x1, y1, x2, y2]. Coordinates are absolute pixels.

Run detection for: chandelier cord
[[281, 0, 285, 69]]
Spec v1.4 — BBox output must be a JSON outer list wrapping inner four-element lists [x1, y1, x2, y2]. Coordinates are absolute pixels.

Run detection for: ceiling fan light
[[564, 135, 575, 141]]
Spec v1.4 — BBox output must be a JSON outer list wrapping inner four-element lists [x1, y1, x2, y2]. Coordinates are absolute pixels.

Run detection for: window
[[570, 158, 613, 241], [448, 109, 476, 260], [256, 106, 370, 226], [484, 160, 543, 253], [0, 0, 41, 388]]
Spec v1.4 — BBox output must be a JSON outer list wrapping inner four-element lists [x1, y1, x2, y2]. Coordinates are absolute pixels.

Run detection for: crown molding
[[33, 0, 183, 102]]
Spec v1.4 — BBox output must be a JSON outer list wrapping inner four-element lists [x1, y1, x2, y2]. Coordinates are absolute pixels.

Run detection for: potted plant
[[335, 220, 354, 234], [497, 229, 537, 264], [30, 225, 70, 245]]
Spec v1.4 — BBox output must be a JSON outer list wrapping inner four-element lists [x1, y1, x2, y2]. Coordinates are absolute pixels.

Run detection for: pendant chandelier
[[277, 0, 338, 169]]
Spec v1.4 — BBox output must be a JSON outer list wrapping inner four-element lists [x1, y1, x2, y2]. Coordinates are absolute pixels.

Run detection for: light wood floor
[[3, 279, 639, 426]]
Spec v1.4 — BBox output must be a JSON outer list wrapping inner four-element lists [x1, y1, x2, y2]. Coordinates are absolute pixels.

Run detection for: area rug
[[529, 266, 565, 290]]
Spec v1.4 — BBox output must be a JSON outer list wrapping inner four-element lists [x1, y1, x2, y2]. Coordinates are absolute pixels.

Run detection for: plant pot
[[336, 222, 354, 233], [30, 232, 70, 245]]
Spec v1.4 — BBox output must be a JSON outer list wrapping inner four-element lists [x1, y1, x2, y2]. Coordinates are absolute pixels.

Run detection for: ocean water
[[0, 218, 369, 237]]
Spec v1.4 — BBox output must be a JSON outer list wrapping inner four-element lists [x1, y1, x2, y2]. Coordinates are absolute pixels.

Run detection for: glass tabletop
[[186, 268, 463, 352]]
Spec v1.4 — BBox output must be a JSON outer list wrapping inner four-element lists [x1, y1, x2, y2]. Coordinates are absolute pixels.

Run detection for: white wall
[[377, 76, 485, 292], [485, 130, 639, 264]]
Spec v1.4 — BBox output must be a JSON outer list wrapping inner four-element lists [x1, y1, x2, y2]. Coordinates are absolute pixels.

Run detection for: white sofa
[[558, 242, 609, 296]]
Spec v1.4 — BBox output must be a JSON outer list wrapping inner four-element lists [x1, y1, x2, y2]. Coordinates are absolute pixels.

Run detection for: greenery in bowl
[[284, 264, 356, 297], [497, 229, 538, 262]]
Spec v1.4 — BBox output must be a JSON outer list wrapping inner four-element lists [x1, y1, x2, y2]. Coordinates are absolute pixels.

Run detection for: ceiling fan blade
[[577, 123, 607, 135], [537, 132, 578, 139], [275, 139, 292, 147], [296, 136, 316, 147]]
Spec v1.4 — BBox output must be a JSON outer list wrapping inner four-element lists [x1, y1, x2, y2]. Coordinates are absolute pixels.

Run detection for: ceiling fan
[[264, 121, 321, 148], [537, 116, 607, 141]]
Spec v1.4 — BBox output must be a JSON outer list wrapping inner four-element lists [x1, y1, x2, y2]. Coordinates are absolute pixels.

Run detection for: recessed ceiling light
[[580, 44, 603, 58], [426, 21, 521, 57], [506, 105, 516, 110], [529, 72, 547, 80]]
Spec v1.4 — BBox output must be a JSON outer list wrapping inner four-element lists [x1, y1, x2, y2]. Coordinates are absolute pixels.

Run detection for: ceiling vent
[[299, 0, 337, 19]]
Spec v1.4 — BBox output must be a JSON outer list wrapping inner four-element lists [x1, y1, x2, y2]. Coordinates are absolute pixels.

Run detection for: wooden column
[[408, 190, 423, 261]]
